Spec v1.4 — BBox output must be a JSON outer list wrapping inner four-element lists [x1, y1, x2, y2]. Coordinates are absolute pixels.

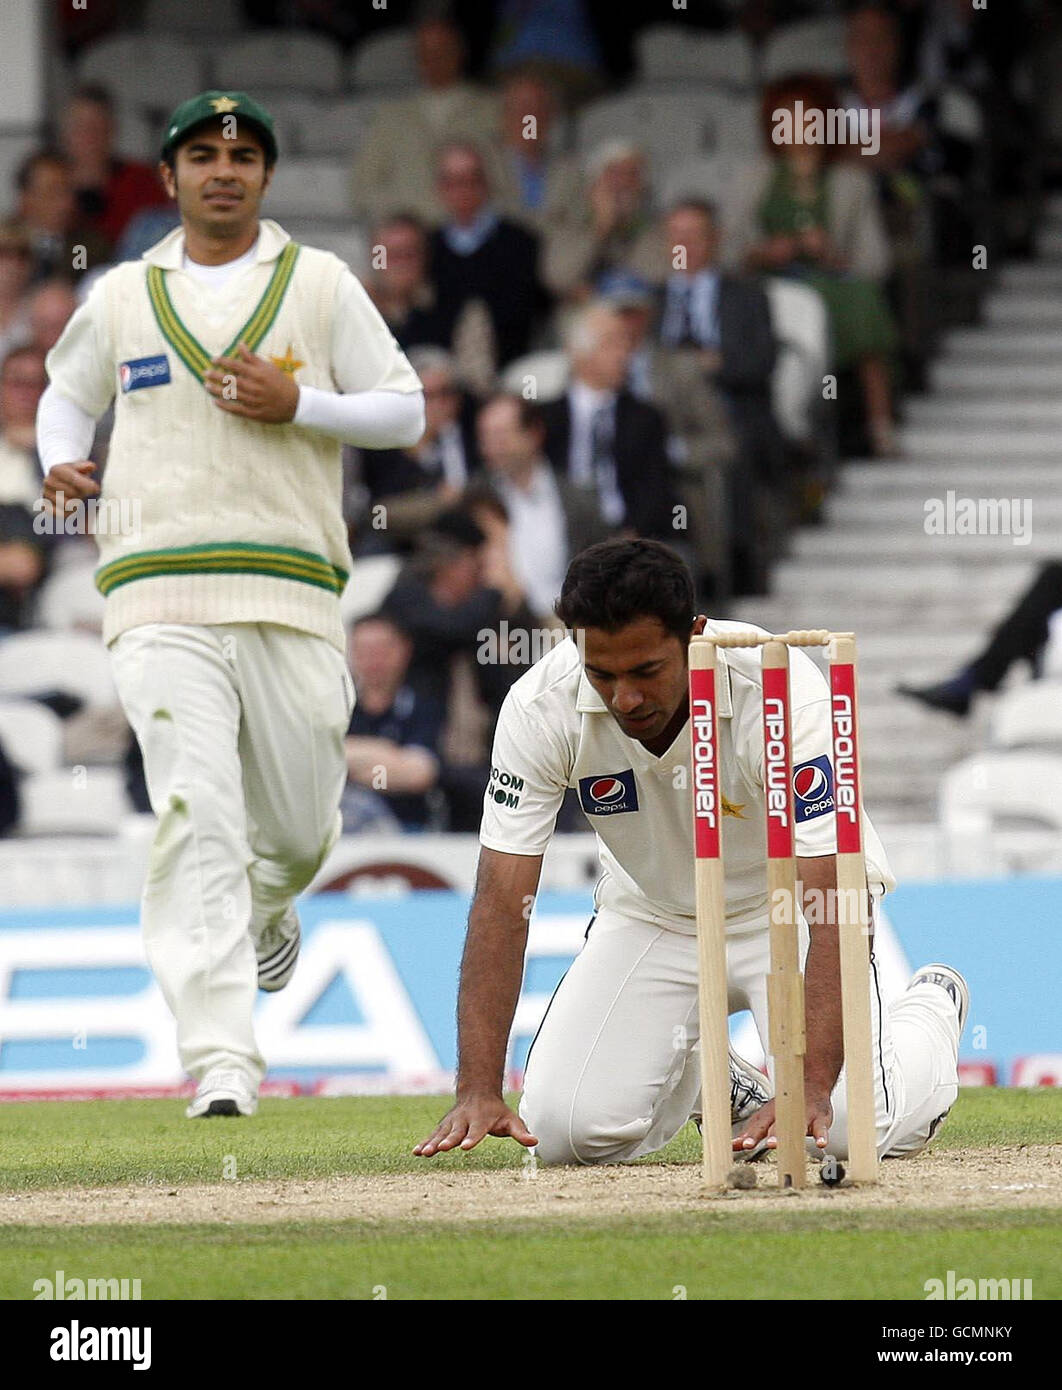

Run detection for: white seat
[[303, 225, 369, 275], [213, 32, 344, 94], [238, 92, 324, 156], [298, 96, 380, 156], [636, 26, 755, 88], [576, 90, 759, 173], [0, 699, 64, 775], [657, 153, 744, 209], [762, 16, 849, 81], [263, 157, 350, 219], [1044, 611, 1062, 678], [77, 36, 206, 113], [113, 105, 157, 162], [340, 554, 403, 627], [989, 681, 1062, 749], [143, 0, 241, 34], [939, 752, 1062, 834], [18, 767, 129, 836], [939, 751, 1062, 875], [764, 278, 831, 444], [347, 30, 417, 90], [500, 350, 569, 402], [0, 631, 115, 708], [35, 549, 105, 634]]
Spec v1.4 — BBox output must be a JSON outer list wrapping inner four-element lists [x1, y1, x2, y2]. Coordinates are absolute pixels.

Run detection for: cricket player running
[[37, 92, 424, 1118], [416, 539, 967, 1165]]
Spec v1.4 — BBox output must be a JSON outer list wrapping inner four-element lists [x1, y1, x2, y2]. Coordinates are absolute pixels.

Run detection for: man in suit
[[658, 198, 783, 594], [474, 392, 611, 620], [428, 141, 549, 369], [353, 347, 478, 554], [540, 301, 679, 544]]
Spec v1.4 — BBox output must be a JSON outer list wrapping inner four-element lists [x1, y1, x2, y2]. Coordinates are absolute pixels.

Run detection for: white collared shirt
[[492, 458, 568, 618], [480, 621, 894, 933]]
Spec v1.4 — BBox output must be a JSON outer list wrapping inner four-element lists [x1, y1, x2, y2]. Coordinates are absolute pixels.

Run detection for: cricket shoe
[[908, 963, 969, 1035], [186, 1069, 258, 1119], [691, 1047, 774, 1159], [901, 964, 970, 1154], [256, 905, 301, 992]]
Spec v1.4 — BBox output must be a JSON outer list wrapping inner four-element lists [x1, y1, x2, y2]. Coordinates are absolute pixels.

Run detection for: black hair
[[351, 611, 412, 641], [70, 83, 115, 114], [480, 391, 544, 436], [554, 539, 696, 645]]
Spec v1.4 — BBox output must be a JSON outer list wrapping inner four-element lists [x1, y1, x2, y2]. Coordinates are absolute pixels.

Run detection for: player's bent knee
[[524, 1098, 651, 1166]]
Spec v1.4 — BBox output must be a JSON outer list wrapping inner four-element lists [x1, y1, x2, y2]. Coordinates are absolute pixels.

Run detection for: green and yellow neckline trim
[[146, 241, 300, 383], [97, 541, 347, 597]]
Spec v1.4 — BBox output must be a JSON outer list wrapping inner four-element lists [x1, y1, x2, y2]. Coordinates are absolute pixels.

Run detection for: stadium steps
[[729, 238, 1062, 825]]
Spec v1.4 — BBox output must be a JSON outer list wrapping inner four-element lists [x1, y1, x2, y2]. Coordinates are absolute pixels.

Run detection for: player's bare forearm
[[455, 848, 541, 1098], [798, 854, 844, 1098], [414, 848, 543, 1156]]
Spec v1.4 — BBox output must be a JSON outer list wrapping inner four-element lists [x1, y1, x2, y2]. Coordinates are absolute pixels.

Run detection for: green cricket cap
[[161, 91, 278, 163]]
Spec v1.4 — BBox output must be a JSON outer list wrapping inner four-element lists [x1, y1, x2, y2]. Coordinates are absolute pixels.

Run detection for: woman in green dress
[[729, 76, 900, 457]]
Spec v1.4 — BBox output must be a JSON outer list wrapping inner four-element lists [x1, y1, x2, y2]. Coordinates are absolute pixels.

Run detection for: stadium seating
[[499, 350, 569, 402], [347, 30, 418, 91], [761, 16, 849, 81], [17, 767, 129, 836], [989, 682, 1062, 750], [76, 35, 206, 113], [938, 751, 1062, 874], [764, 278, 831, 446], [635, 25, 756, 89], [263, 157, 351, 220], [143, 0, 242, 37], [212, 33, 344, 95], [0, 631, 115, 709], [575, 90, 760, 173], [0, 699, 64, 776], [340, 554, 403, 627], [296, 97, 380, 157]]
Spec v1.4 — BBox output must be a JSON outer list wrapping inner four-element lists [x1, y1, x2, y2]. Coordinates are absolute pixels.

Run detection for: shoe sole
[[185, 1092, 257, 1119]]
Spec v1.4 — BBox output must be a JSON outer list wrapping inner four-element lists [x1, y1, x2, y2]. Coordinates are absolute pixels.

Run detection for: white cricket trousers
[[110, 622, 354, 1085], [521, 906, 961, 1165]]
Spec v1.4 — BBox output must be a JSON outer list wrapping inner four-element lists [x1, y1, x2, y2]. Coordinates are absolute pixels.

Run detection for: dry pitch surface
[[4, 1143, 1060, 1227]]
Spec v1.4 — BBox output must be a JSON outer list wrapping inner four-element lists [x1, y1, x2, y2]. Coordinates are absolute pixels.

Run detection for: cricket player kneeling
[[416, 540, 967, 1166], [38, 92, 424, 1118]]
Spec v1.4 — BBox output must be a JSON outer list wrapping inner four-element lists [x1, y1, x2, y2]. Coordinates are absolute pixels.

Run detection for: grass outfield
[[0, 1088, 1059, 1300]]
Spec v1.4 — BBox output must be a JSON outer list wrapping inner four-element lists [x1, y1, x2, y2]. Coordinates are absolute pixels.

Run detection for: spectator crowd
[[0, 0, 1049, 834]]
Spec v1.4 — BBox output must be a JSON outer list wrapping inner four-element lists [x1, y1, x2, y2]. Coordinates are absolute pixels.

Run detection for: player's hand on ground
[[733, 1093, 833, 1152], [41, 461, 100, 516], [413, 1093, 538, 1157], [204, 342, 299, 423]]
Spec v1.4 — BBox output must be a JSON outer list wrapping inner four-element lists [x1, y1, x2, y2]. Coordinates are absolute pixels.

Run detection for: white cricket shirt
[[479, 620, 894, 934]]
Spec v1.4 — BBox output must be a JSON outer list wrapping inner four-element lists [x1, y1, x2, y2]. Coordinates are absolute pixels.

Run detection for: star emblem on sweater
[[270, 344, 304, 376], [722, 793, 746, 819], [210, 96, 240, 114]]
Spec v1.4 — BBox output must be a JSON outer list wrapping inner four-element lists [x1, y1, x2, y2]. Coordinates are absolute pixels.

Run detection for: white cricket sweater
[[44, 219, 421, 652]]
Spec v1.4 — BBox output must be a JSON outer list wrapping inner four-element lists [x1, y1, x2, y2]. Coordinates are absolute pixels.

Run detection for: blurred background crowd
[[0, 0, 1057, 838]]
